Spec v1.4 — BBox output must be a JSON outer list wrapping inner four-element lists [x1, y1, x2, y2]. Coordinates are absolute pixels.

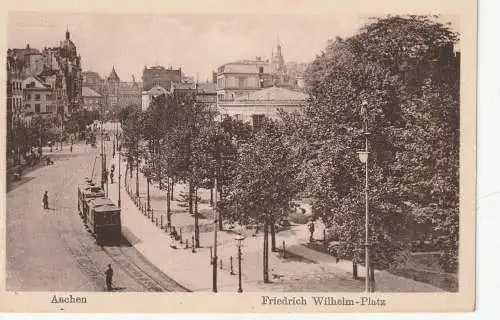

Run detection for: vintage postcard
[[0, 0, 476, 313]]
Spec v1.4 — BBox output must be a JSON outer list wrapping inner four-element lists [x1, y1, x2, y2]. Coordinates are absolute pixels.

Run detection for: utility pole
[[101, 102, 106, 191], [118, 146, 121, 207], [212, 177, 218, 293]]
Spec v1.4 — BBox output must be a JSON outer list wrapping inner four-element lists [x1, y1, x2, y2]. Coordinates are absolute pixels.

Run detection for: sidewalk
[[107, 148, 443, 292]]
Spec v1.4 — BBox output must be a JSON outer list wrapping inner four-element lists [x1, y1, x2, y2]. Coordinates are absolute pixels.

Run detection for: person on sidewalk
[[43, 191, 49, 209], [308, 219, 315, 242], [105, 264, 113, 291]]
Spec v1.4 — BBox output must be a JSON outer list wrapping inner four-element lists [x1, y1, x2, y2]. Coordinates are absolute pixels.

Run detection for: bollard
[[220, 259, 223, 270], [230, 256, 234, 275], [210, 247, 213, 264], [179, 228, 183, 243], [282, 240, 286, 259], [192, 236, 195, 253]]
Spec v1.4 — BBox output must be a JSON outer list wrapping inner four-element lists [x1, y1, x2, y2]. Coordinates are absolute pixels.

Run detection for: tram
[[87, 199, 121, 245], [78, 182, 105, 222]]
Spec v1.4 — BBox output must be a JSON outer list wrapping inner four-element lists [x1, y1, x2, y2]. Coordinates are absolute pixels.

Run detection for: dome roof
[[149, 85, 168, 97]]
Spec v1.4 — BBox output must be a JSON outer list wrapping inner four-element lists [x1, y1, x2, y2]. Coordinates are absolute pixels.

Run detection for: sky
[[8, 12, 459, 82]]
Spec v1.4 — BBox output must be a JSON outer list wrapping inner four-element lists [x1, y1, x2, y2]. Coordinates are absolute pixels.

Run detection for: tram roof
[[93, 204, 120, 212]]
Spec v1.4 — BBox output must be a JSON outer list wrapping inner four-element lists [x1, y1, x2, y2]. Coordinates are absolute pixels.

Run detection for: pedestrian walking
[[308, 219, 315, 242], [42, 191, 49, 209], [105, 264, 113, 291]]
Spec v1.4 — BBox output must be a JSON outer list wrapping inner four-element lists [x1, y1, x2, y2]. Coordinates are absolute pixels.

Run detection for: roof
[[38, 68, 59, 77], [171, 82, 195, 90], [235, 86, 308, 101], [107, 66, 120, 81], [82, 86, 102, 97], [22, 76, 52, 90], [89, 198, 115, 206], [94, 203, 120, 212], [148, 85, 168, 97], [220, 62, 272, 74], [196, 82, 217, 94]]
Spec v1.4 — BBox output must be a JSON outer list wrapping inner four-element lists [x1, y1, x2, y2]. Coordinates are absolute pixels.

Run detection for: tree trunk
[[158, 169, 162, 190], [271, 220, 276, 252], [218, 189, 223, 231], [352, 260, 358, 280], [129, 160, 133, 178], [263, 221, 269, 283], [166, 177, 171, 227], [194, 188, 200, 248], [170, 179, 174, 200], [135, 160, 139, 198], [210, 186, 214, 207], [147, 177, 150, 211], [369, 265, 375, 290], [188, 181, 193, 216]]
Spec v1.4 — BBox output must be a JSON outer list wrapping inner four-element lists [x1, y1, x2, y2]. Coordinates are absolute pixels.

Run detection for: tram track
[[54, 149, 188, 292]]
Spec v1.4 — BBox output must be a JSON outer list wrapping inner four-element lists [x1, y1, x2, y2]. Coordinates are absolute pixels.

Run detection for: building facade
[[22, 76, 55, 115], [142, 65, 182, 92], [216, 59, 273, 101], [82, 71, 106, 95], [82, 87, 103, 112], [217, 86, 308, 130], [118, 77, 142, 108]]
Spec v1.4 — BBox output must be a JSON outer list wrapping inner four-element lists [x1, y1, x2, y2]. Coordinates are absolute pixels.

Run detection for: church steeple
[[66, 26, 70, 40], [108, 65, 120, 82]]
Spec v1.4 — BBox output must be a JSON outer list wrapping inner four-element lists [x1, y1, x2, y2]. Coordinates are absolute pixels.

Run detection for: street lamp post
[[357, 100, 373, 293], [212, 177, 218, 293], [118, 150, 121, 208], [235, 234, 245, 293]]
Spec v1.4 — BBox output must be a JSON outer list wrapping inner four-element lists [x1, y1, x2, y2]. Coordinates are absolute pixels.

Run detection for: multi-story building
[[141, 85, 168, 111], [9, 29, 83, 116], [55, 29, 83, 114], [38, 68, 68, 116], [118, 75, 142, 108], [105, 66, 120, 109], [6, 50, 25, 162], [22, 76, 55, 116], [216, 58, 273, 102], [217, 85, 308, 130], [195, 82, 217, 106], [82, 87, 103, 112], [142, 65, 182, 92], [82, 71, 106, 95]]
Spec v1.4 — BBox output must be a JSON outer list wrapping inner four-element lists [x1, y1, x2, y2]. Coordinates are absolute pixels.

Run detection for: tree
[[300, 15, 460, 272], [120, 105, 142, 195], [228, 119, 300, 282]]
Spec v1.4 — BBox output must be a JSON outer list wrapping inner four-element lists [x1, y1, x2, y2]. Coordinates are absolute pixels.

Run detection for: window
[[26, 93, 31, 100], [35, 104, 41, 113], [238, 77, 245, 88], [218, 94, 224, 101], [35, 94, 41, 101], [259, 66, 264, 73], [252, 114, 266, 131], [234, 114, 241, 121]]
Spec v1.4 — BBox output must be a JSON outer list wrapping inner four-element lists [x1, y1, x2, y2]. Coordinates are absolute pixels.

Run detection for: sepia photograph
[[1, 0, 476, 313]]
